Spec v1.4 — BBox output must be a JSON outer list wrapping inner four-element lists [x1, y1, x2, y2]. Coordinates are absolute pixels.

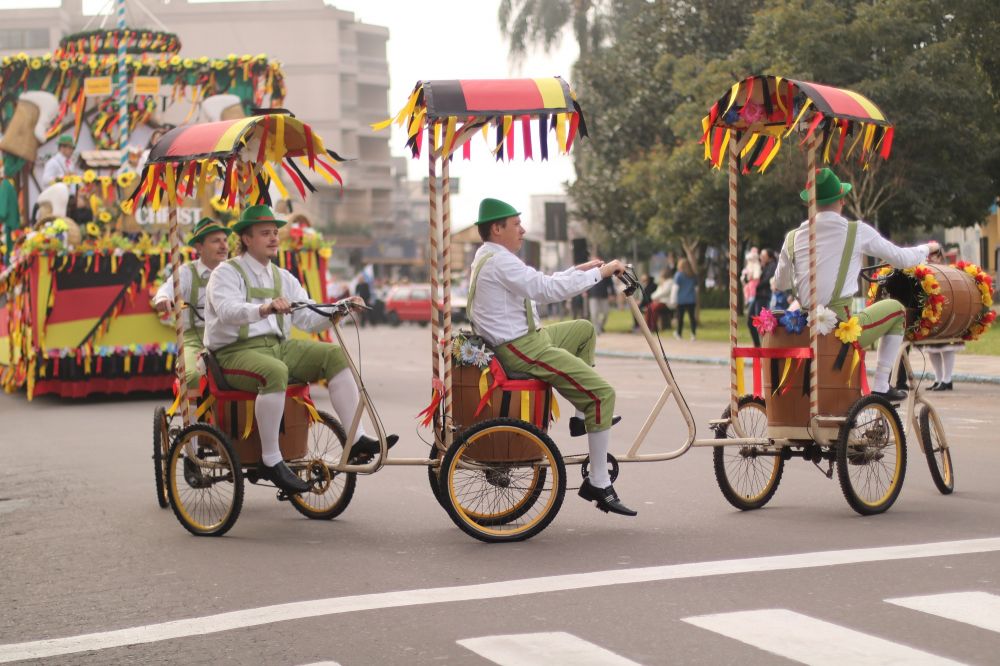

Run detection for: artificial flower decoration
[[451, 332, 494, 369], [83, 169, 97, 184], [98, 211, 112, 223], [751, 308, 777, 334], [779, 309, 808, 334], [955, 261, 997, 341], [835, 316, 862, 344], [117, 171, 137, 188], [810, 305, 838, 336], [85, 222, 101, 237]]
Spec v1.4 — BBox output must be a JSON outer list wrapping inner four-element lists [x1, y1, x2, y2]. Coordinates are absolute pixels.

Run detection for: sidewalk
[[595, 332, 1000, 385]]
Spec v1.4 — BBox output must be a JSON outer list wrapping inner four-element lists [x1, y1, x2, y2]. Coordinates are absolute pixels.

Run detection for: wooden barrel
[[452, 364, 546, 462], [217, 395, 310, 465], [762, 327, 862, 430], [876, 265, 980, 341]]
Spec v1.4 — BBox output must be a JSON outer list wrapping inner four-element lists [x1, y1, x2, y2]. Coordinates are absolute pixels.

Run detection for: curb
[[595, 349, 1000, 386]]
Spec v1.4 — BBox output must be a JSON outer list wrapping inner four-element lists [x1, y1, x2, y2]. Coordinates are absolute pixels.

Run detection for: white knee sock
[[873, 334, 904, 393], [256, 391, 287, 467], [928, 352, 944, 382], [327, 368, 368, 443], [575, 409, 585, 420], [587, 428, 612, 488], [941, 350, 956, 383]]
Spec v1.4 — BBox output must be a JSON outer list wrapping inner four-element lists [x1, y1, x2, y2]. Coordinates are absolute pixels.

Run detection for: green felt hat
[[187, 217, 233, 247], [231, 204, 286, 233], [800, 168, 852, 205], [475, 198, 520, 225], [57, 134, 74, 147]]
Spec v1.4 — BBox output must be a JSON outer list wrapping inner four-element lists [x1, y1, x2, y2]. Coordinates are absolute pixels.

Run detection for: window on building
[[0, 29, 49, 50]]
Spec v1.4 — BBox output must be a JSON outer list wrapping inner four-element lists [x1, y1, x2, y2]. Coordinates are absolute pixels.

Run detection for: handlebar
[[615, 264, 641, 297], [290, 298, 371, 317], [859, 263, 892, 283]]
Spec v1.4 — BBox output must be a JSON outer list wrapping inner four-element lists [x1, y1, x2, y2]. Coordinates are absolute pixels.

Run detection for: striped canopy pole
[[115, 0, 130, 166], [806, 139, 819, 431], [727, 139, 743, 436], [167, 197, 190, 427], [441, 156, 453, 448], [427, 143, 442, 446]]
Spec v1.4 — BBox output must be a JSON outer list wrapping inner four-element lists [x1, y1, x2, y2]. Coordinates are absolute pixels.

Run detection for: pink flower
[[752, 308, 777, 334]]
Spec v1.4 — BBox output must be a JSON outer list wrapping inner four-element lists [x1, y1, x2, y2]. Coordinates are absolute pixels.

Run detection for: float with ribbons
[[703, 74, 959, 513]]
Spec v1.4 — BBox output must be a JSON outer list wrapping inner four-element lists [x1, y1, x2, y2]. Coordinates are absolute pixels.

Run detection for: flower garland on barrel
[[866, 265, 943, 341], [954, 262, 996, 341]]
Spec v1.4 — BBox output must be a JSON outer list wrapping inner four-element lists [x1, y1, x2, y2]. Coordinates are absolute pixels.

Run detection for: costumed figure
[[204, 205, 398, 494], [467, 198, 634, 516], [153, 218, 233, 390], [773, 168, 939, 401], [42, 135, 77, 186]]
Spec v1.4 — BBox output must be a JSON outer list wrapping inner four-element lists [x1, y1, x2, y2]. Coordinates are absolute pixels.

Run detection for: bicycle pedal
[[276, 490, 290, 502]]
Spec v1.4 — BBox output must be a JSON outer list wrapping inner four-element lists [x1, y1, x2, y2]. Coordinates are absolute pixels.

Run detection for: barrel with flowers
[[866, 263, 993, 342]]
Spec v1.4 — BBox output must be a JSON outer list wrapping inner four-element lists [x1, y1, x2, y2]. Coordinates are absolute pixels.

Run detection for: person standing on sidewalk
[[588, 268, 613, 334], [773, 168, 936, 401], [747, 248, 776, 347], [467, 197, 634, 517], [674, 258, 698, 340]]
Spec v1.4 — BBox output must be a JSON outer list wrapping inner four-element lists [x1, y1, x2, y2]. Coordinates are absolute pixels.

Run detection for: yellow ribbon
[[242, 400, 254, 440], [702, 116, 711, 159], [759, 137, 781, 173], [164, 163, 177, 207], [264, 162, 289, 199], [847, 347, 861, 388], [736, 357, 746, 396], [520, 391, 531, 421], [549, 393, 560, 421], [555, 113, 568, 153], [444, 116, 457, 157], [166, 389, 182, 417], [478, 368, 490, 404], [784, 98, 813, 138], [773, 358, 793, 395], [195, 395, 216, 419], [294, 396, 322, 424]]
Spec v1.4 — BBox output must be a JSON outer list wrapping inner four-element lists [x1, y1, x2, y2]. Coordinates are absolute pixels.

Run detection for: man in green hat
[[205, 204, 397, 495], [42, 134, 77, 186], [774, 168, 940, 401], [468, 197, 636, 516], [153, 217, 232, 389]]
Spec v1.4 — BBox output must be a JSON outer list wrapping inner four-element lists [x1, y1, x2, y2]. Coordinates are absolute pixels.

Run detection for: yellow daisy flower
[[834, 316, 862, 344]]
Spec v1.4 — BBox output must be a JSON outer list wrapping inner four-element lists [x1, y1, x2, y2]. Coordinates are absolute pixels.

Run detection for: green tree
[[497, 0, 611, 62]]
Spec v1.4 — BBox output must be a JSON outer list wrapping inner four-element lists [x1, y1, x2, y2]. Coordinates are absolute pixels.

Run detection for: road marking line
[[457, 632, 641, 665], [1, 537, 998, 663], [682, 609, 964, 665], [886, 591, 1000, 633]]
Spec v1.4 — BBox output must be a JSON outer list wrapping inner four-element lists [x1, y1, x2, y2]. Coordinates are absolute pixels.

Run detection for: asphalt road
[[2, 325, 998, 665]]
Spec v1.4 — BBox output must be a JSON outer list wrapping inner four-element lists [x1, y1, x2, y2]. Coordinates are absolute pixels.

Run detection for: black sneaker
[[578, 480, 637, 516], [348, 433, 399, 464], [257, 460, 310, 494], [872, 387, 907, 402], [929, 381, 953, 391], [569, 415, 622, 437]]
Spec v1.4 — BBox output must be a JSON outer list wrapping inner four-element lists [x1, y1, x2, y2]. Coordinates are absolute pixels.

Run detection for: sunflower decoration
[[30, 58, 42, 70], [98, 210, 113, 224], [85, 221, 101, 238], [906, 265, 944, 341], [83, 169, 97, 184], [117, 171, 137, 188], [834, 316, 862, 345]]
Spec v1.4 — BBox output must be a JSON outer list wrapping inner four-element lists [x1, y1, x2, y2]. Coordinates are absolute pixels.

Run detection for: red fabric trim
[[862, 309, 903, 330], [222, 367, 267, 386], [732, 346, 813, 359], [507, 343, 602, 424]]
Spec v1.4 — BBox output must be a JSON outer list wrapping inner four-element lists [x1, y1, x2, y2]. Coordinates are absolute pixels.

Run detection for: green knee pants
[[830, 297, 906, 347], [495, 319, 615, 432], [214, 335, 348, 394], [182, 329, 205, 390]]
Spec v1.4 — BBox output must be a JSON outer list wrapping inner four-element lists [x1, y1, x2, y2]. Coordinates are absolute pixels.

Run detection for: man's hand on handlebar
[[260, 297, 292, 317], [599, 259, 626, 279], [154, 299, 172, 314], [575, 259, 605, 272]]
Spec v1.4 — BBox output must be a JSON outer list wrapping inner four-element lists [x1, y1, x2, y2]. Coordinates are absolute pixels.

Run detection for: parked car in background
[[383, 283, 469, 326]]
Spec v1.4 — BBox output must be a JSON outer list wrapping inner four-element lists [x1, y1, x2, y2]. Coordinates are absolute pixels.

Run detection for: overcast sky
[[7, 0, 581, 233]]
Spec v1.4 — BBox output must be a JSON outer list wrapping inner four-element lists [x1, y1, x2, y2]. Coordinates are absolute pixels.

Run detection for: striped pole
[[727, 139, 740, 432], [441, 156, 453, 448], [806, 139, 819, 428], [168, 200, 190, 426], [427, 146, 441, 440], [115, 0, 129, 166]]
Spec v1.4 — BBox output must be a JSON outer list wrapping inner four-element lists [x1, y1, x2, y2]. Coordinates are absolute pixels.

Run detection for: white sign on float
[[134, 207, 201, 228]]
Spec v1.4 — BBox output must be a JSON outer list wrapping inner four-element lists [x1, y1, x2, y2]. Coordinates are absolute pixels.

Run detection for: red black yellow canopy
[[376, 77, 587, 161], [126, 112, 342, 212], [702, 75, 894, 173]]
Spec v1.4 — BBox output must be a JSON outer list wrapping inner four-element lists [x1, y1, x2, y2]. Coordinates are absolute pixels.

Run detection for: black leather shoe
[[569, 415, 622, 437], [258, 461, 310, 494], [348, 433, 399, 464], [930, 381, 953, 391], [928, 382, 941, 391], [578, 480, 637, 516], [872, 387, 907, 402]]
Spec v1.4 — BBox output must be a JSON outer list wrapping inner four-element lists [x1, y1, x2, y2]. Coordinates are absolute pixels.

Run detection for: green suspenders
[[467, 252, 535, 336], [784, 220, 858, 309], [226, 258, 284, 341]]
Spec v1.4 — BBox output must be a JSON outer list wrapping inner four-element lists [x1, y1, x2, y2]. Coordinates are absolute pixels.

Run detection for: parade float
[[0, 26, 335, 399]]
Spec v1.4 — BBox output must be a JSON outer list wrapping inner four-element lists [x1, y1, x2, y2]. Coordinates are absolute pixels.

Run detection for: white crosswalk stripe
[[682, 608, 964, 666], [886, 591, 1000, 633], [457, 632, 643, 666]]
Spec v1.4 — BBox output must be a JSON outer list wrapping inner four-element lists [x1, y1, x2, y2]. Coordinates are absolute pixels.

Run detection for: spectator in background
[[646, 268, 676, 332], [673, 258, 698, 341], [354, 273, 372, 327], [588, 266, 613, 334], [748, 248, 776, 347], [740, 247, 762, 315], [116, 145, 143, 177]]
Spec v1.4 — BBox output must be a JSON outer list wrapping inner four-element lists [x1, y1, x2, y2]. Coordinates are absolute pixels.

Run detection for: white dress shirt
[[470, 241, 601, 346], [42, 153, 74, 185], [153, 260, 211, 332], [773, 211, 929, 309], [204, 253, 332, 349]]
